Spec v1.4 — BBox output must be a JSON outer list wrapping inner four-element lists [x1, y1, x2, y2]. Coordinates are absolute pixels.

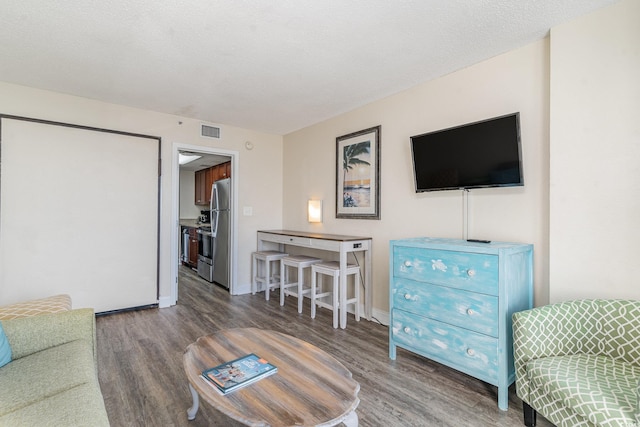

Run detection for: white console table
[[257, 230, 372, 327]]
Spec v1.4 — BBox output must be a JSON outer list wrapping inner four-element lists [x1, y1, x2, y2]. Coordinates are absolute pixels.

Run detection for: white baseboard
[[162, 283, 390, 326], [158, 296, 173, 308], [232, 282, 252, 296], [370, 307, 390, 326]]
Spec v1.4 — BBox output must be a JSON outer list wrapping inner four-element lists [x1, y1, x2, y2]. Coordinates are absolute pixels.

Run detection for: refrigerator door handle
[[211, 210, 220, 237], [210, 182, 218, 212]]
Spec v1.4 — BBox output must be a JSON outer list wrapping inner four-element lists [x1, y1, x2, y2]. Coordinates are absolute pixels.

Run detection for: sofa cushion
[[527, 353, 639, 427], [0, 339, 96, 416], [0, 382, 109, 427], [0, 322, 11, 368]]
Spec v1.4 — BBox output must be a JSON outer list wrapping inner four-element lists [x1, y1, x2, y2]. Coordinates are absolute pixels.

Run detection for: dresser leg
[[343, 410, 358, 427], [187, 383, 200, 421], [498, 385, 508, 410]]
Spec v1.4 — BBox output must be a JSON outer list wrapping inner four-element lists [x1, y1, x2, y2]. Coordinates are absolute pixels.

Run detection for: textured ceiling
[[0, 0, 618, 135]]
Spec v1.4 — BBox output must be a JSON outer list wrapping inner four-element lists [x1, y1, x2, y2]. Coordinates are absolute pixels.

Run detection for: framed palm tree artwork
[[336, 125, 381, 219]]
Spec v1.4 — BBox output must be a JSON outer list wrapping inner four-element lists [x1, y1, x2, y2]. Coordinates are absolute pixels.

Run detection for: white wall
[[0, 81, 283, 305], [179, 169, 201, 220], [284, 40, 550, 315], [549, 0, 640, 302]]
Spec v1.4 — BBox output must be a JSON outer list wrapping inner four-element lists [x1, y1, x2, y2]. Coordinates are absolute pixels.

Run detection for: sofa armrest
[[0, 294, 72, 320], [0, 308, 97, 364]]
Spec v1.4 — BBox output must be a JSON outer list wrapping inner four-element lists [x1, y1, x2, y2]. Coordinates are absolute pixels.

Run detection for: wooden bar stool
[[252, 251, 288, 300], [280, 255, 323, 313], [311, 261, 361, 329]]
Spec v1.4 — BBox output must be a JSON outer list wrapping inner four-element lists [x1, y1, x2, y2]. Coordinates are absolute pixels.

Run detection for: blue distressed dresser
[[389, 237, 533, 410]]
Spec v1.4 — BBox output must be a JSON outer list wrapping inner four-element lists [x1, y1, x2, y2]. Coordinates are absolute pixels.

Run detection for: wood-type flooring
[[96, 266, 554, 427]]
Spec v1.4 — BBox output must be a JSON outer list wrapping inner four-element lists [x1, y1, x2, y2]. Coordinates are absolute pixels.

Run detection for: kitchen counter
[[180, 219, 207, 228]]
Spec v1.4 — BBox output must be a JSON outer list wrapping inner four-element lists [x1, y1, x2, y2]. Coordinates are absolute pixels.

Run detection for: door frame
[[167, 142, 239, 306]]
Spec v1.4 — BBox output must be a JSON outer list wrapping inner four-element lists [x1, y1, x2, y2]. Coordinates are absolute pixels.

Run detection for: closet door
[[0, 117, 159, 313]]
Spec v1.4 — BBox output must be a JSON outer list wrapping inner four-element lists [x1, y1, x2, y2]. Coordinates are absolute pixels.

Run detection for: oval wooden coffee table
[[183, 328, 360, 426]]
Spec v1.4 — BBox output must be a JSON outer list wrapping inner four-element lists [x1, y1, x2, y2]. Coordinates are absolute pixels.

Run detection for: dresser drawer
[[392, 278, 498, 337], [392, 309, 498, 382], [393, 245, 498, 295]]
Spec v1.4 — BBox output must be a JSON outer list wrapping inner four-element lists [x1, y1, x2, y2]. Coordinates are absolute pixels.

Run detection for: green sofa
[[513, 299, 640, 427], [0, 308, 110, 426]]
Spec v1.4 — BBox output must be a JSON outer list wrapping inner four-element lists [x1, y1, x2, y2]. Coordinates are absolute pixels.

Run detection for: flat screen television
[[410, 112, 523, 192]]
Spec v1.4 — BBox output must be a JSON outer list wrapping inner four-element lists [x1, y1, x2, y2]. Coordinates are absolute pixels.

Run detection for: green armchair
[[513, 299, 640, 427]]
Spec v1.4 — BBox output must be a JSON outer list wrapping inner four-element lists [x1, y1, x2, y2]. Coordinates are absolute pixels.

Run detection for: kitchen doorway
[[169, 143, 238, 306]]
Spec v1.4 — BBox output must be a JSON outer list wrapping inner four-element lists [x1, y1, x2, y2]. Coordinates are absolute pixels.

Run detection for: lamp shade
[[308, 200, 323, 223]]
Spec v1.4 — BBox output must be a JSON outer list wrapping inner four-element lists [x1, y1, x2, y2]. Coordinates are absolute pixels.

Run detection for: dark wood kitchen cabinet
[[220, 161, 231, 179], [195, 169, 207, 205], [194, 162, 232, 206], [188, 228, 198, 267]]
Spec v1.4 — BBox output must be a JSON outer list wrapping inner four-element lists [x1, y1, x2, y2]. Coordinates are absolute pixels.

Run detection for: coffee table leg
[[187, 383, 200, 421], [343, 410, 358, 427]]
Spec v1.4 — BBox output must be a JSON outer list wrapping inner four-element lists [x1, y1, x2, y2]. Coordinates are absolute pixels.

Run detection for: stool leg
[[252, 255, 257, 295], [355, 271, 361, 322], [280, 260, 286, 306], [339, 272, 347, 329], [297, 265, 304, 314], [265, 260, 271, 301], [333, 275, 339, 329], [311, 270, 317, 319]]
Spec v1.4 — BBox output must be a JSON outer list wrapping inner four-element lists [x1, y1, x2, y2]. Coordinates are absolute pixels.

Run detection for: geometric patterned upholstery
[[637, 379, 640, 425], [528, 354, 639, 426], [513, 299, 640, 427], [0, 295, 72, 320]]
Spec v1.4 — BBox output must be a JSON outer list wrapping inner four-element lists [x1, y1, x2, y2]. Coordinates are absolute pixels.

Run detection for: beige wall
[[284, 40, 550, 319], [549, 0, 640, 302], [2, 0, 635, 314], [179, 169, 201, 220], [0, 81, 283, 305]]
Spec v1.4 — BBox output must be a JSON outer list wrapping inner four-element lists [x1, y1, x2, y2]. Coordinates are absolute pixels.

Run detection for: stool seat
[[280, 255, 323, 313], [311, 262, 361, 329], [252, 251, 288, 300]]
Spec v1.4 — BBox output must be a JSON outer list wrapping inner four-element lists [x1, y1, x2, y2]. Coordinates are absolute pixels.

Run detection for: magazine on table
[[201, 353, 277, 395]]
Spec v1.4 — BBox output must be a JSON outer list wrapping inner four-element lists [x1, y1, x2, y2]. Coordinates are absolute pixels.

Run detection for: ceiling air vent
[[201, 124, 221, 139]]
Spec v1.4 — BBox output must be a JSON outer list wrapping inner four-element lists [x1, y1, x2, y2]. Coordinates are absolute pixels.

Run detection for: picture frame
[[336, 125, 381, 220]]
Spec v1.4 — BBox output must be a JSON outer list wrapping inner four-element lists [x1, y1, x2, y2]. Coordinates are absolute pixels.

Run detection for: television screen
[[411, 113, 523, 192]]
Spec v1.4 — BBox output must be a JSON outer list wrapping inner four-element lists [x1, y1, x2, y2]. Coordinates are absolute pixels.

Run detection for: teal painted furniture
[[389, 237, 533, 410], [513, 299, 640, 427]]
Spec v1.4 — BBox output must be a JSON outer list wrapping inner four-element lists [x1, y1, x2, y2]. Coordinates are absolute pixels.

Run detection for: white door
[[0, 117, 159, 313]]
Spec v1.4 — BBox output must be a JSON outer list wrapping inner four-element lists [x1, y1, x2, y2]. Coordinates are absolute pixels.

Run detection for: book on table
[[201, 353, 277, 395]]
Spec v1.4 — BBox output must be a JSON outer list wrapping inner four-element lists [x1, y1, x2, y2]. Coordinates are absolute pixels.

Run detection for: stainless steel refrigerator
[[209, 177, 231, 289]]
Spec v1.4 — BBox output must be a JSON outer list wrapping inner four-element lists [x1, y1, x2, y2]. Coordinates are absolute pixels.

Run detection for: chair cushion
[[0, 323, 11, 368], [636, 378, 640, 424], [527, 354, 639, 427]]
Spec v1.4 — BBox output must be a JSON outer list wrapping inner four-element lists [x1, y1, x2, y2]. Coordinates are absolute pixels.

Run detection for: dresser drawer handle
[[404, 260, 412, 267], [404, 293, 412, 300], [466, 308, 474, 316], [467, 269, 476, 277], [403, 326, 411, 334], [466, 348, 475, 356]]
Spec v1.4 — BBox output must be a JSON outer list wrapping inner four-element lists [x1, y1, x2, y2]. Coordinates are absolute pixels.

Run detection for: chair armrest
[[0, 308, 97, 364], [512, 300, 601, 402]]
